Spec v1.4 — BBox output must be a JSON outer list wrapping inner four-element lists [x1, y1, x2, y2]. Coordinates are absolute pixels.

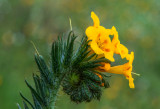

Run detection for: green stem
[[48, 84, 60, 109], [48, 73, 67, 109], [49, 88, 59, 109]]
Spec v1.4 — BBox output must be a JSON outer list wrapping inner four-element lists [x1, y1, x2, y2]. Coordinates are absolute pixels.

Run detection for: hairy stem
[[49, 87, 60, 109], [48, 73, 67, 109], [48, 82, 60, 109]]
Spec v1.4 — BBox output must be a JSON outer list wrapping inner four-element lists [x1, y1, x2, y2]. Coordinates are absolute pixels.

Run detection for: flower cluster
[[86, 12, 135, 88]]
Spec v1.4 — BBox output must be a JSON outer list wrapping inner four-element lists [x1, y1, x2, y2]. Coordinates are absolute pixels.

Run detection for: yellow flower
[[85, 11, 130, 62], [110, 26, 129, 59], [86, 11, 115, 62], [100, 52, 135, 88], [86, 11, 136, 88]]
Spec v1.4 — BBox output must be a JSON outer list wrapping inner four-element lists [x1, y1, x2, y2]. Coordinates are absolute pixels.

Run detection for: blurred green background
[[0, 0, 160, 109]]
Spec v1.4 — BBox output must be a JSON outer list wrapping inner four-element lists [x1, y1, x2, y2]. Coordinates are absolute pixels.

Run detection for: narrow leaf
[[25, 80, 44, 106], [23, 101, 29, 109], [20, 92, 35, 109]]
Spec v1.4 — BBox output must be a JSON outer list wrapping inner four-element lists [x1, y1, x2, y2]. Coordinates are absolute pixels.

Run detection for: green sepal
[[93, 91, 102, 100], [79, 58, 110, 70], [102, 78, 110, 88], [83, 53, 96, 61], [83, 70, 101, 83], [81, 82, 92, 102], [86, 79, 101, 92], [70, 87, 83, 103]]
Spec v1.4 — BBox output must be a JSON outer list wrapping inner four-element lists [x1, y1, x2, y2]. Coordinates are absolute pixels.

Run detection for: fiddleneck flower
[[110, 26, 129, 59], [85, 11, 130, 62], [85, 11, 115, 62], [86, 11, 135, 88], [100, 52, 135, 88]]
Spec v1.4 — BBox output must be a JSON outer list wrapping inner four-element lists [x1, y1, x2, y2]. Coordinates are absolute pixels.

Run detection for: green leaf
[[33, 75, 47, 103], [17, 103, 22, 109], [32, 94, 43, 109], [25, 80, 45, 107], [72, 37, 90, 66], [35, 54, 51, 84], [20, 92, 35, 109], [51, 41, 62, 74], [64, 32, 77, 67], [23, 101, 29, 109], [33, 74, 41, 95]]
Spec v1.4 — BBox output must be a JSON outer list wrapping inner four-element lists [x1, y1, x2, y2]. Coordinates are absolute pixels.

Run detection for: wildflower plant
[[18, 11, 138, 109]]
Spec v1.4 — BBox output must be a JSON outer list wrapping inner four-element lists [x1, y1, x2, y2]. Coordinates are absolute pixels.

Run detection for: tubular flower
[[110, 26, 129, 59], [86, 11, 115, 62], [85, 11, 130, 62], [101, 52, 135, 88], [86, 11, 136, 88]]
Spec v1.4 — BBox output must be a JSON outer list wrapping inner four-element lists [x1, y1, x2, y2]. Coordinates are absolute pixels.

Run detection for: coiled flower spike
[[18, 11, 137, 109], [61, 33, 110, 103]]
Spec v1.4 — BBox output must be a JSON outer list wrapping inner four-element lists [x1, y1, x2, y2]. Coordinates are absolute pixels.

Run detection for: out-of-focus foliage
[[0, 0, 160, 109]]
